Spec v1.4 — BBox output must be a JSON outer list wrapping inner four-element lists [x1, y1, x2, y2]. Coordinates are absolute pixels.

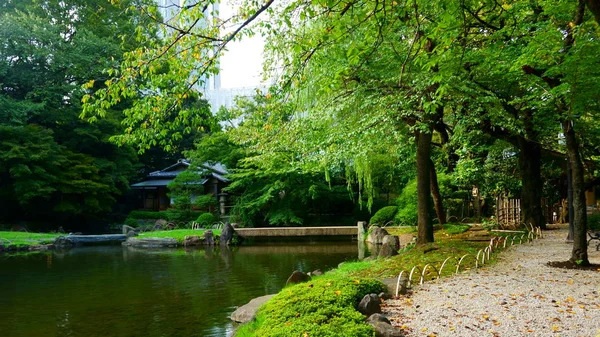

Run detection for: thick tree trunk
[[517, 137, 547, 230], [563, 120, 589, 265], [416, 130, 434, 245], [429, 159, 446, 225]]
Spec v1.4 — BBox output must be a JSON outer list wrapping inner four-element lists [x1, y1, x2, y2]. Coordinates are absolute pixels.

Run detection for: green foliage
[[193, 194, 218, 210], [369, 206, 398, 225], [236, 276, 384, 337], [588, 215, 600, 231], [0, 0, 158, 227], [124, 217, 138, 228], [394, 180, 419, 226], [126, 210, 204, 223], [195, 213, 217, 227]]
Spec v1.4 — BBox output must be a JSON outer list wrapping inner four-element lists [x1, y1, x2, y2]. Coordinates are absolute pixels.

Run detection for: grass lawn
[[0, 231, 62, 247], [137, 229, 222, 243]]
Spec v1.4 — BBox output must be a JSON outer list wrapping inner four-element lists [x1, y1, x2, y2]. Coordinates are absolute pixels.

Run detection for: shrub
[[124, 217, 138, 227], [369, 206, 398, 225], [395, 179, 418, 226], [196, 212, 217, 227], [236, 276, 385, 337], [193, 194, 218, 210], [589, 214, 600, 230], [126, 210, 204, 223]]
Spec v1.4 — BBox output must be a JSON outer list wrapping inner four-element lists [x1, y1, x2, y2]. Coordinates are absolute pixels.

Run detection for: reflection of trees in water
[[3, 244, 359, 337]]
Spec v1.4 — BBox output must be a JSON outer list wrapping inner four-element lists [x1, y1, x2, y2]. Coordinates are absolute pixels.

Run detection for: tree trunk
[[416, 130, 434, 245], [517, 137, 547, 230], [429, 159, 446, 225], [563, 120, 589, 265]]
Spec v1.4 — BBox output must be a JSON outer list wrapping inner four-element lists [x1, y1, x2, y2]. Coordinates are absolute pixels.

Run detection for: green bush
[[193, 194, 218, 209], [236, 276, 385, 337], [196, 212, 217, 227], [124, 217, 138, 227], [127, 210, 204, 223], [395, 179, 418, 226], [589, 214, 600, 230], [369, 206, 398, 225]]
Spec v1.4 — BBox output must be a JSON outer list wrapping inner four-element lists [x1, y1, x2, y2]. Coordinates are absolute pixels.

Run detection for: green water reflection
[[0, 243, 359, 337]]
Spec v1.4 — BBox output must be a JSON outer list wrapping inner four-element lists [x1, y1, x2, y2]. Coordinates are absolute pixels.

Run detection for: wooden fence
[[495, 197, 560, 228], [495, 197, 521, 228]]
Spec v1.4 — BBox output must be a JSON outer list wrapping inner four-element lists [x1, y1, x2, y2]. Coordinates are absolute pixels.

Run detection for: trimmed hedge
[[196, 212, 217, 227], [369, 206, 398, 225], [236, 276, 385, 337], [126, 210, 205, 222]]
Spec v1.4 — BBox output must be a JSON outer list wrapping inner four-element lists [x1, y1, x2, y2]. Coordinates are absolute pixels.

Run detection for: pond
[[0, 242, 361, 337]]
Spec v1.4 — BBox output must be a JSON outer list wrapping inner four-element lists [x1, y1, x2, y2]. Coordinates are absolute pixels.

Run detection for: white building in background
[[156, 0, 267, 112]]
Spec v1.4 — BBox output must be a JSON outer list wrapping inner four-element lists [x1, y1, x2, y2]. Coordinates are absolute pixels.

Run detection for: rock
[[155, 219, 168, 228], [54, 236, 74, 248], [286, 270, 310, 285], [382, 235, 400, 251], [397, 234, 415, 248], [230, 223, 239, 228], [230, 294, 275, 323], [183, 235, 202, 247], [311, 269, 323, 276], [367, 313, 405, 337], [220, 223, 234, 245], [204, 230, 215, 245], [378, 292, 391, 300], [126, 230, 138, 237], [363, 256, 376, 261], [367, 227, 389, 244], [379, 244, 398, 258], [358, 294, 381, 316], [380, 276, 408, 296], [122, 237, 178, 248], [123, 225, 137, 234], [29, 244, 52, 251]]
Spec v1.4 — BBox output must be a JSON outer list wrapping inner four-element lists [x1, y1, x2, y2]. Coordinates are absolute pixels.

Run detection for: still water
[[0, 242, 360, 337]]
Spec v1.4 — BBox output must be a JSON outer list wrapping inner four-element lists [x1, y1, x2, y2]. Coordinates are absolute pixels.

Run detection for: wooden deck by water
[[234, 226, 358, 237]]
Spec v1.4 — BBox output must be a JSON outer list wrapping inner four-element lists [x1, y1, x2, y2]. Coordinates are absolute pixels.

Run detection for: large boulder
[[286, 270, 310, 286], [220, 223, 234, 245], [183, 235, 202, 247], [367, 227, 389, 244], [155, 219, 168, 228], [382, 235, 400, 251], [367, 313, 405, 337], [230, 294, 275, 323], [358, 293, 381, 316], [379, 235, 400, 258]]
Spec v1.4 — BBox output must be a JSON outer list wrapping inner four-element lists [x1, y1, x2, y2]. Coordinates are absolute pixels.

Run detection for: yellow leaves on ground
[[334, 290, 341, 295]]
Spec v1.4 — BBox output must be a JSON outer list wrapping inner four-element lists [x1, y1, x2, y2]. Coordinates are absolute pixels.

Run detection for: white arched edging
[[421, 264, 440, 284], [394, 270, 409, 297], [391, 227, 542, 297], [456, 254, 474, 273], [439, 256, 459, 278], [409, 265, 423, 286]]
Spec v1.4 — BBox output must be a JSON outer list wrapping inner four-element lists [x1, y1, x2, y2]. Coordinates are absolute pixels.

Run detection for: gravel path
[[382, 227, 600, 337]]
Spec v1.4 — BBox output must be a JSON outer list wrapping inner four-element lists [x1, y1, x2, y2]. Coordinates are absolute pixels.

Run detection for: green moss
[[442, 223, 471, 235], [236, 276, 385, 337]]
